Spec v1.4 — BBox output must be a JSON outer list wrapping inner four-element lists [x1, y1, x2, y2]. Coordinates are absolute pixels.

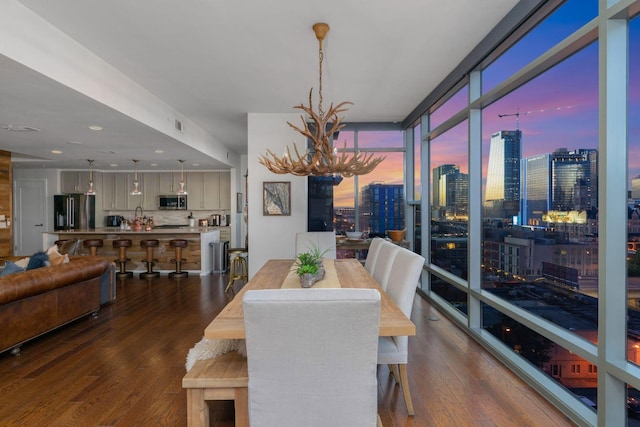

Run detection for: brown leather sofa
[[0, 256, 115, 355]]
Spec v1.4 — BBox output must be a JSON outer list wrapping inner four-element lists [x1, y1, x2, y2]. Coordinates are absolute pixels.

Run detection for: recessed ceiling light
[[88, 125, 103, 131], [192, 163, 199, 166], [51, 150, 63, 154], [155, 149, 164, 154], [150, 163, 158, 167], [110, 164, 118, 167], [67, 141, 82, 145]]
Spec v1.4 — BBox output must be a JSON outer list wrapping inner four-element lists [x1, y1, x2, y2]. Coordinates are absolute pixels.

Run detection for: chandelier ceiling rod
[[258, 22, 385, 178]]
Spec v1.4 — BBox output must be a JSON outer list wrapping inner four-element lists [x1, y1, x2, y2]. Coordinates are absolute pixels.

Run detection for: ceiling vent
[[174, 119, 183, 132], [2, 124, 40, 132]]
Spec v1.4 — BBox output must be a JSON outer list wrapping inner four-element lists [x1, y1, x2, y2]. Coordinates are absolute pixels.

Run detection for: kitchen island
[[44, 227, 221, 276]]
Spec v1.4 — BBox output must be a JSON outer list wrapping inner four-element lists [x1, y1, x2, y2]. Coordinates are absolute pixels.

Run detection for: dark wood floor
[[0, 273, 576, 426]]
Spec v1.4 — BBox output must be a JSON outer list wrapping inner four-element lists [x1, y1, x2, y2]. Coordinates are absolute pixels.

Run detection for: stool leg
[[116, 246, 133, 279], [90, 247, 98, 256], [169, 246, 188, 279], [140, 246, 160, 279], [225, 255, 247, 292]]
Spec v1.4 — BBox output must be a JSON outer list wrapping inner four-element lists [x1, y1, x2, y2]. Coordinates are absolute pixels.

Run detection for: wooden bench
[[182, 351, 249, 427]]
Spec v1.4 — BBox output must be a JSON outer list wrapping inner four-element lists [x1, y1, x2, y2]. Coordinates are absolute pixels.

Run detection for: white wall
[[247, 113, 307, 277]]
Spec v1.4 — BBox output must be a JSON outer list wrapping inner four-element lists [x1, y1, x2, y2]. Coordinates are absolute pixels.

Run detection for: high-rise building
[[432, 164, 469, 219], [359, 182, 404, 234], [550, 148, 598, 213], [484, 130, 522, 219], [521, 154, 552, 226]]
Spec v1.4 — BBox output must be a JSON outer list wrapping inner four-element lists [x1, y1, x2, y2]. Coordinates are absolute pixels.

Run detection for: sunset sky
[[334, 1, 639, 207]]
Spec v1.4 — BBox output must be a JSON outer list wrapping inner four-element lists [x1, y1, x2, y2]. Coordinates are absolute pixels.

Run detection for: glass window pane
[[358, 152, 405, 235], [430, 121, 469, 279], [430, 85, 468, 130], [334, 130, 354, 150], [482, 303, 598, 413], [429, 274, 467, 315], [414, 124, 421, 200], [482, 43, 598, 336], [628, 15, 640, 367], [358, 130, 404, 149], [483, 0, 598, 94]]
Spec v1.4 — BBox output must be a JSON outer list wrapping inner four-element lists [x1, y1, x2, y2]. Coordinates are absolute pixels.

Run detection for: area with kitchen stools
[[45, 227, 222, 276]]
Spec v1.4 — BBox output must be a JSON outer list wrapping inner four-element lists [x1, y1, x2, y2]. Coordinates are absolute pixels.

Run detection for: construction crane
[[498, 106, 573, 130]]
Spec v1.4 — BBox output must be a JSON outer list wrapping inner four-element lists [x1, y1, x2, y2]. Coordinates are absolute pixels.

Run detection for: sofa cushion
[[0, 261, 25, 277], [46, 245, 68, 266], [26, 252, 49, 270]]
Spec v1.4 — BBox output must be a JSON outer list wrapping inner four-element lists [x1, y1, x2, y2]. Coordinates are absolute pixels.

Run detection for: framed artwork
[[263, 181, 291, 216]]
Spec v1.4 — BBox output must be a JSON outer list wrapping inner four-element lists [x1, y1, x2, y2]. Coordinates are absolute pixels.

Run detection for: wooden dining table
[[204, 258, 416, 339]]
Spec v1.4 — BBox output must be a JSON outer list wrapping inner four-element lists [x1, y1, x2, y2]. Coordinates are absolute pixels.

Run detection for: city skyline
[[332, 5, 639, 210]]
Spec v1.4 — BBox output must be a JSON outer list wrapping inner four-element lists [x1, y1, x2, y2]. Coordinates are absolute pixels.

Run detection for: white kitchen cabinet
[[142, 172, 159, 210], [158, 172, 181, 194], [219, 171, 231, 210], [102, 172, 129, 210], [61, 171, 91, 193]]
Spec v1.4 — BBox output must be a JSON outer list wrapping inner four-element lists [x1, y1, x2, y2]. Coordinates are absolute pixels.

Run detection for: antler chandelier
[[258, 23, 385, 178]]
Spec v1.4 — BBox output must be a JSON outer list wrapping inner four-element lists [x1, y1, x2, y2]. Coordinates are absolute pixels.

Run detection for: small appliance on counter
[[105, 215, 123, 227]]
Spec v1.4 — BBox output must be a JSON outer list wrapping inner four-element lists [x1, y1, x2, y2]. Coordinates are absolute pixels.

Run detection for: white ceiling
[[0, 0, 518, 171]]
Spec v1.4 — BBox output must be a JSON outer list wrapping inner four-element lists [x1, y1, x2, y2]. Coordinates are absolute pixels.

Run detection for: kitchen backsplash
[[104, 209, 231, 226]]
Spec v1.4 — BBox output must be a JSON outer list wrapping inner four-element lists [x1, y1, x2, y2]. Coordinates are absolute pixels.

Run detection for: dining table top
[[204, 258, 416, 339]]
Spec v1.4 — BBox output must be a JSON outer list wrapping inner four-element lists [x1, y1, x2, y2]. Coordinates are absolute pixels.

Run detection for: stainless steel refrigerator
[[54, 194, 96, 230]]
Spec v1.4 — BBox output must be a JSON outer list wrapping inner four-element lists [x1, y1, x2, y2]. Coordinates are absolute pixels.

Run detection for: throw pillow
[[0, 261, 25, 277], [48, 249, 66, 266], [14, 257, 30, 269], [26, 251, 49, 270]]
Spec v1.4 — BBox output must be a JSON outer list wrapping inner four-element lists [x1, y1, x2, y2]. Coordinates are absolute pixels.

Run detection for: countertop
[[47, 227, 222, 234]]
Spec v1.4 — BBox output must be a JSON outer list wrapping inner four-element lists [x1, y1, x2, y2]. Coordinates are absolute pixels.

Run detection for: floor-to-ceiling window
[[412, 0, 640, 425], [332, 126, 405, 238]]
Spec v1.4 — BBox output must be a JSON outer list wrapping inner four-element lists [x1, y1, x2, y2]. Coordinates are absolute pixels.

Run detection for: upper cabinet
[[142, 172, 159, 210], [186, 172, 230, 211], [158, 173, 181, 194], [61, 171, 91, 193], [98, 170, 231, 211], [102, 172, 128, 210]]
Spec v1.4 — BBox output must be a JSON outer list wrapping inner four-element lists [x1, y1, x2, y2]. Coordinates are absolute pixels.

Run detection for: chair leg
[[398, 364, 414, 416], [389, 363, 399, 383]]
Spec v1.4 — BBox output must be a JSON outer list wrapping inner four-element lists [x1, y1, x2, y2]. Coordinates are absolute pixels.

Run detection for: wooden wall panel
[[0, 150, 12, 257]]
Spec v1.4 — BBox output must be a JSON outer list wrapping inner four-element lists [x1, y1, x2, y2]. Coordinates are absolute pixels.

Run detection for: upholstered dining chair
[[295, 231, 336, 259], [243, 288, 381, 427], [371, 240, 401, 291], [377, 247, 425, 416], [364, 237, 386, 274]]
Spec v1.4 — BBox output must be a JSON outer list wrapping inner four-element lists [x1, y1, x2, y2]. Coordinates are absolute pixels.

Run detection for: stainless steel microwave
[[158, 195, 187, 210]]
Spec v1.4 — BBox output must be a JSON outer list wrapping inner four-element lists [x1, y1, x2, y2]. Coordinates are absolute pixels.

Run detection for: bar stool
[[83, 239, 103, 256], [113, 239, 133, 279], [169, 239, 189, 279], [140, 239, 160, 279], [226, 248, 248, 292]]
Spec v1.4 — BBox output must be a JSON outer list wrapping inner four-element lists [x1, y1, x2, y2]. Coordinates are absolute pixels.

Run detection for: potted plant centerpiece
[[293, 244, 328, 288]]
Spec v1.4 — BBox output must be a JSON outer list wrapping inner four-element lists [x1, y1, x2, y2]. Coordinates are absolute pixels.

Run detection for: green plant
[[293, 243, 329, 276]]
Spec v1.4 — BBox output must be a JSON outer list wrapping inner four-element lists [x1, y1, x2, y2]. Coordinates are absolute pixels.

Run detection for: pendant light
[[86, 159, 96, 195], [177, 159, 188, 195], [131, 159, 142, 196]]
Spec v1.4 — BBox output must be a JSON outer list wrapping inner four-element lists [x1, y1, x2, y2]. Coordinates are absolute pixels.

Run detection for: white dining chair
[[364, 237, 386, 274], [371, 240, 401, 291], [377, 246, 425, 416], [295, 231, 336, 259], [243, 288, 381, 427]]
